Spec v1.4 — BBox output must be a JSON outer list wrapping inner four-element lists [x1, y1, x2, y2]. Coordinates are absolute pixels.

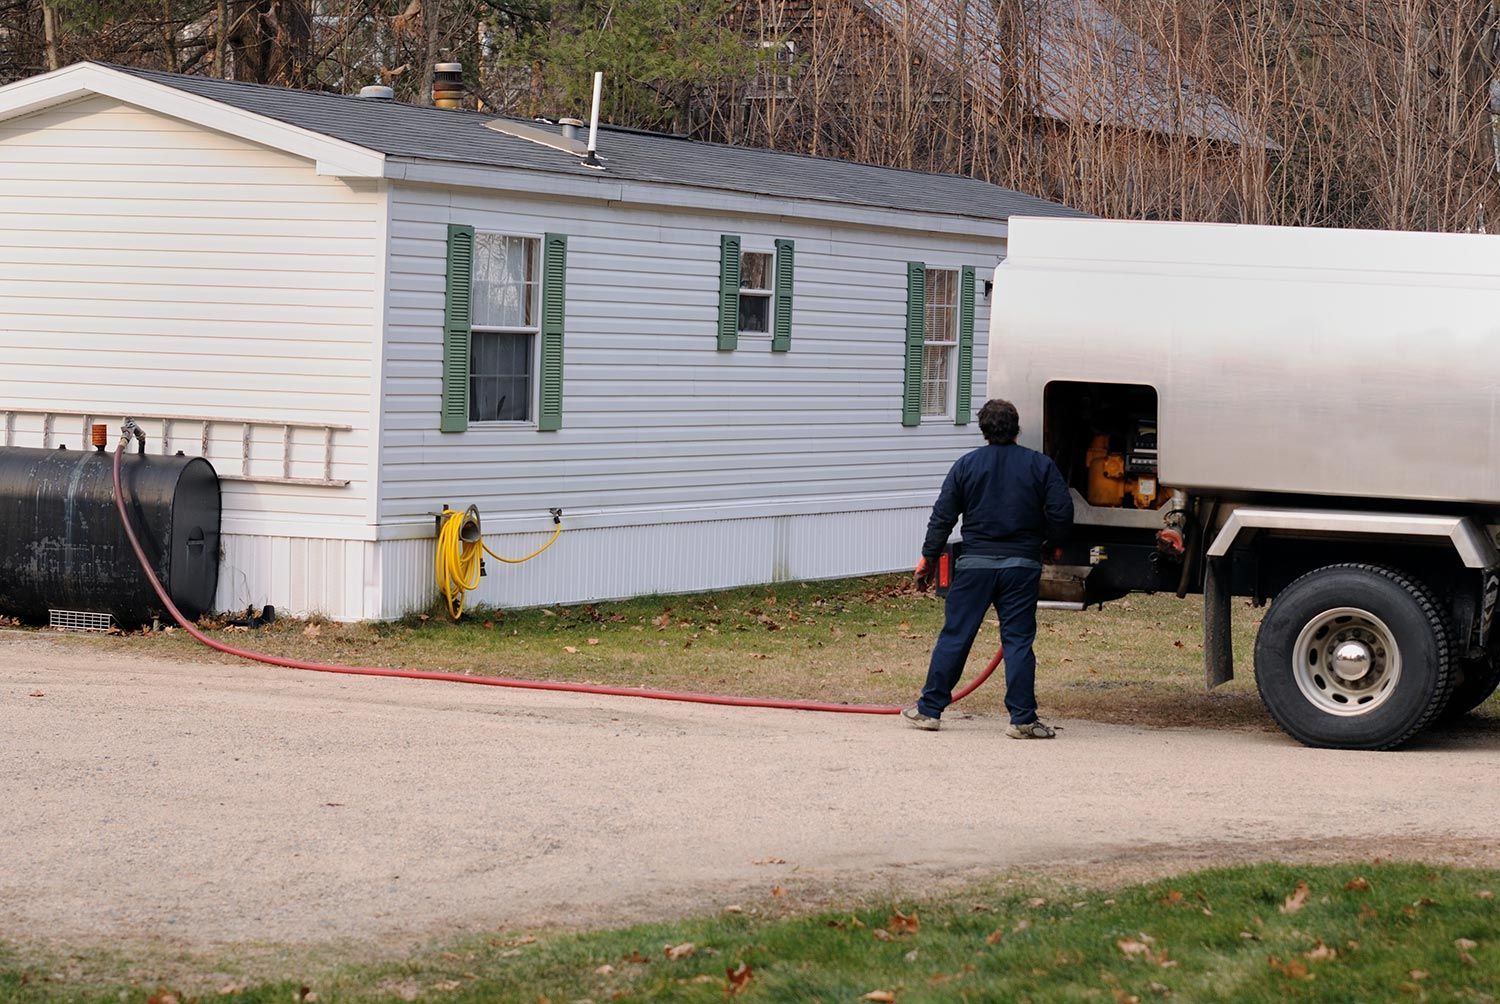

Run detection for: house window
[[471, 233, 540, 423], [749, 40, 796, 99], [739, 251, 774, 334], [921, 267, 959, 417]]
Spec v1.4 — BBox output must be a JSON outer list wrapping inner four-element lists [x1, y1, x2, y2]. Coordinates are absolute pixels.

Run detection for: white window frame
[[470, 231, 542, 427], [738, 249, 775, 337], [921, 266, 960, 419]]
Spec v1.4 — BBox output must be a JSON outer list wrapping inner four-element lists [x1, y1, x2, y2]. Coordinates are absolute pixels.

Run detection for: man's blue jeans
[[917, 564, 1043, 725]]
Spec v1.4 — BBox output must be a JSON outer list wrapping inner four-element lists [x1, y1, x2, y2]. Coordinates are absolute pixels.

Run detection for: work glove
[[914, 556, 938, 592]]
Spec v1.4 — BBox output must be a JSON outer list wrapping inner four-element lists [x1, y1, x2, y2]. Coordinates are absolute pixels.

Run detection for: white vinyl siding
[[0, 95, 381, 539], [379, 182, 995, 540]]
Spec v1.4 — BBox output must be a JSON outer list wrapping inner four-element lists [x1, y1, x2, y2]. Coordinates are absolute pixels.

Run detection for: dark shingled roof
[[108, 64, 1086, 223]]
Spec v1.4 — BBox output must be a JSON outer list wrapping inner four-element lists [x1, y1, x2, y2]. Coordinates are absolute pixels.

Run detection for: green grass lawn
[[62, 575, 1292, 729], [4, 864, 1496, 1003]]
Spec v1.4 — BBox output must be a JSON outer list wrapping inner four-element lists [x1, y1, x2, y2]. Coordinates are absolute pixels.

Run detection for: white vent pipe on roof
[[584, 71, 603, 167]]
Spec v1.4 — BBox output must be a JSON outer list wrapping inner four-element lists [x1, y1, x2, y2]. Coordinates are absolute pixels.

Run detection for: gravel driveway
[[4, 633, 1498, 952]]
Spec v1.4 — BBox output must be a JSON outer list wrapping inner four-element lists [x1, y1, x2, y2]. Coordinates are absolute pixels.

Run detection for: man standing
[[903, 399, 1074, 737]]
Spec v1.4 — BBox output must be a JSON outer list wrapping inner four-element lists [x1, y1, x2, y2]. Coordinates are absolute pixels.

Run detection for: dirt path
[[3, 633, 1498, 954]]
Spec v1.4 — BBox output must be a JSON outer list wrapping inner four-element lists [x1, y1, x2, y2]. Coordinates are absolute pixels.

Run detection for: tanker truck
[[988, 217, 1500, 750]]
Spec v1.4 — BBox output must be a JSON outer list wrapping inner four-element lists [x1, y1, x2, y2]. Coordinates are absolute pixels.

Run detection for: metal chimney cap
[[434, 61, 463, 73], [558, 116, 585, 127], [358, 85, 394, 100]]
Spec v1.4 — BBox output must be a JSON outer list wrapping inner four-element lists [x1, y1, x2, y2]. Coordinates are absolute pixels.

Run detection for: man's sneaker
[[1006, 719, 1057, 739], [901, 706, 941, 731]]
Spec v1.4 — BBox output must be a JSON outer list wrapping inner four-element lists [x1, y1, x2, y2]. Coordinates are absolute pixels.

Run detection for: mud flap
[[1203, 555, 1234, 689]]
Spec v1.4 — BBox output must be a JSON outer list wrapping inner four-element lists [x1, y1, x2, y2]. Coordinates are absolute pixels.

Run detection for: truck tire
[[1441, 658, 1500, 720], [1254, 564, 1453, 750]]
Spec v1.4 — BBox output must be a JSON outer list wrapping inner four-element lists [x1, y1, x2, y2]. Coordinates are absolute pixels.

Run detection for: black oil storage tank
[[0, 445, 220, 626]]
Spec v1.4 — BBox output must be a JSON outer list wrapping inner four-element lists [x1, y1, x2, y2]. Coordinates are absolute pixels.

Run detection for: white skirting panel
[[216, 533, 380, 622], [215, 508, 931, 621], [375, 506, 932, 619]]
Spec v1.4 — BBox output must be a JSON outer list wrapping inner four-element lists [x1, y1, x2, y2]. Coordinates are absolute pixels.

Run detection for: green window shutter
[[718, 234, 741, 351], [955, 265, 976, 425], [440, 223, 475, 433], [537, 233, 568, 432], [902, 262, 926, 427], [771, 238, 794, 352]]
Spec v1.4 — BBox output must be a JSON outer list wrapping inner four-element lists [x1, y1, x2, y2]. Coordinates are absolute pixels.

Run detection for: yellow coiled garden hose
[[435, 505, 563, 619]]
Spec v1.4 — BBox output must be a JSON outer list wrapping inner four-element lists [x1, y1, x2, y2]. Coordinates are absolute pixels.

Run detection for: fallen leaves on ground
[[862, 992, 897, 1002], [562, 646, 578, 654], [872, 928, 894, 942], [752, 857, 786, 865], [147, 991, 181, 1004], [985, 929, 1005, 945], [1281, 881, 1310, 914], [1456, 938, 1479, 965], [726, 962, 753, 995], [887, 909, 920, 935], [771, 885, 786, 898], [1344, 876, 1371, 892], [1304, 941, 1337, 962], [663, 942, 695, 961], [1117, 933, 1177, 968], [1268, 956, 1313, 981], [27, 691, 43, 697], [594, 964, 614, 975]]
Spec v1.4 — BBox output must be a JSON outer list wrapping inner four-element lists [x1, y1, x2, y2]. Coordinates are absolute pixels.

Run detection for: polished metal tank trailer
[[990, 217, 1500, 750]]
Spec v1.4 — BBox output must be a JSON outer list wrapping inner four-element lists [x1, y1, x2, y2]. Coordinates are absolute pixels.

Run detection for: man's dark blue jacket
[[921, 443, 1075, 563]]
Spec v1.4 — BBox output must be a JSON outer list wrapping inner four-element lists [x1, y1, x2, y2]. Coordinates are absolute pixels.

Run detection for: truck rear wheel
[[1254, 564, 1453, 750]]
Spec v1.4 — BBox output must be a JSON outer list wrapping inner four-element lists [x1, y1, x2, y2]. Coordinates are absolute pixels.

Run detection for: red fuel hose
[[111, 437, 1001, 715]]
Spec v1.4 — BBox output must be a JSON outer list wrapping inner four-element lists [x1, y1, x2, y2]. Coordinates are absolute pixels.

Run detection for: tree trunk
[[216, 0, 229, 77], [162, 0, 180, 72], [419, 0, 440, 106], [41, 1, 60, 71]]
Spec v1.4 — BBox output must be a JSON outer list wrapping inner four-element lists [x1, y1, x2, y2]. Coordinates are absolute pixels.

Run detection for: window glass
[[473, 234, 538, 329], [741, 252, 772, 292], [922, 267, 959, 417], [470, 332, 533, 422], [471, 233, 540, 422], [740, 251, 773, 334]]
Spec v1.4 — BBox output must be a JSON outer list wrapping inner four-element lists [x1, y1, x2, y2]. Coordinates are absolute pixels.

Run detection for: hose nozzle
[[120, 418, 147, 454]]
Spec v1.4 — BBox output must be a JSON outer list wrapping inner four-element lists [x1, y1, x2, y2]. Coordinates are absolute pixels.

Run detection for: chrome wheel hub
[[1330, 640, 1373, 682], [1292, 608, 1400, 716]]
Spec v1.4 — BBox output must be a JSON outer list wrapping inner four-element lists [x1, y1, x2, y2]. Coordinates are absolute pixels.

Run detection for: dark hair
[[978, 399, 1020, 445]]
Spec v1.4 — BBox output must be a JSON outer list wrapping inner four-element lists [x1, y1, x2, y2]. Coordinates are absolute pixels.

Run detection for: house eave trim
[[383, 157, 1012, 238]]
